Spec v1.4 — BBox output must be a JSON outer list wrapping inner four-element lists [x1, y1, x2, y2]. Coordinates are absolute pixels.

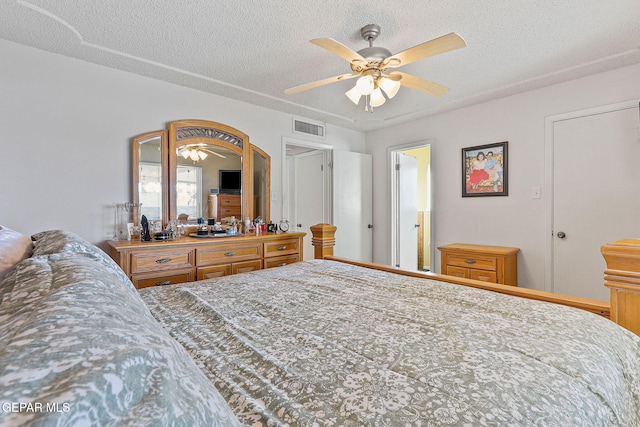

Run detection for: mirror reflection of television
[[219, 170, 241, 194]]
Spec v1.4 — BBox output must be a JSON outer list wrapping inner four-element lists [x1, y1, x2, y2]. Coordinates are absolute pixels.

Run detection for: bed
[[1, 224, 639, 426]]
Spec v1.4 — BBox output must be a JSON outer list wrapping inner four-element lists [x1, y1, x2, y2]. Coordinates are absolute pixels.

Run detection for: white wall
[[0, 40, 365, 249], [366, 62, 640, 290]]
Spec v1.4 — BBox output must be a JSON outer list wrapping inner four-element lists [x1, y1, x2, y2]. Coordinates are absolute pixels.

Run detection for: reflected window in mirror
[[139, 162, 163, 221], [176, 164, 202, 221]]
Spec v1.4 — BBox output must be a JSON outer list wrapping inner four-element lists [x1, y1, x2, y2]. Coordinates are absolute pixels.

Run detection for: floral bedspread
[[141, 260, 640, 426]]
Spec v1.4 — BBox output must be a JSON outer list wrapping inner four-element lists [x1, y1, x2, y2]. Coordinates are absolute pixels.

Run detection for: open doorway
[[389, 141, 433, 271], [282, 137, 332, 260]]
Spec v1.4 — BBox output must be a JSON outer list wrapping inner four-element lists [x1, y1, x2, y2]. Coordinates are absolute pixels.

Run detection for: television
[[219, 170, 241, 194]]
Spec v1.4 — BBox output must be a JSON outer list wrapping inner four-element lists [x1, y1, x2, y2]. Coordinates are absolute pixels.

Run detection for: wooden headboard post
[[601, 239, 640, 336], [310, 223, 337, 259]]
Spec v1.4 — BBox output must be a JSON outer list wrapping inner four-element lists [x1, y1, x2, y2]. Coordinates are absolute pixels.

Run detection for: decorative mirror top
[[176, 126, 243, 148]]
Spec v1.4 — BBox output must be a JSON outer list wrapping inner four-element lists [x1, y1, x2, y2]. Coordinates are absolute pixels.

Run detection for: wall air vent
[[293, 117, 325, 138]]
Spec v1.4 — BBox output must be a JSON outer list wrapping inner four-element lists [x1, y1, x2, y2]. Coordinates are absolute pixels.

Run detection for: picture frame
[[462, 141, 508, 197]]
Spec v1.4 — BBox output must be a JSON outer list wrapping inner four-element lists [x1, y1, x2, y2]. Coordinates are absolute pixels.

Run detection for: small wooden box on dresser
[[108, 231, 305, 289], [438, 243, 520, 286]]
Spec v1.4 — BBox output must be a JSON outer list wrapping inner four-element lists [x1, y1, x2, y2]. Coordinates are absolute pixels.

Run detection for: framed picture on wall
[[462, 141, 508, 197]]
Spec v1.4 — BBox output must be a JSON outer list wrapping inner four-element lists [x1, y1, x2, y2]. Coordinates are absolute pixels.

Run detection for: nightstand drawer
[[470, 269, 497, 283], [445, 254, 497, 271], [130, 248, 195, 274], [439, 243, 519, 286]]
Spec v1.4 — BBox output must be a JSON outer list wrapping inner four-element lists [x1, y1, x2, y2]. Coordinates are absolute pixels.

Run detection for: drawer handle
[[224, 251, 236, 257], [277, 245, 287, 251], [464, 259, 476, 264], [156, 280, 172, 286], [155, 258, 172, 264], [277, 263, 287, 267]]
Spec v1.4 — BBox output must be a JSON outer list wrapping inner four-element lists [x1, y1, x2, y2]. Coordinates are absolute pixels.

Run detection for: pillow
[[0, 225, 33, 284], [30, 229, 132, 289]]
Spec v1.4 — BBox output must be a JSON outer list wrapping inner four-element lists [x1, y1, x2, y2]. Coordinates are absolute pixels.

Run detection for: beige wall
[[0, 39, 365, 247], [366, 62, 640, 290]]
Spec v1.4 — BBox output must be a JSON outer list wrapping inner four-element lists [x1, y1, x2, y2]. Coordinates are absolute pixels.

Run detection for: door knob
[[557, 231, 566, 239], [368, 224, 373, 229], [297, 223, 302, 228], [415, 224, 420, 228]]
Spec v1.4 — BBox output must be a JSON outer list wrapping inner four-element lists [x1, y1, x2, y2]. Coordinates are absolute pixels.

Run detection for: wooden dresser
[[438, 243, 519, 286], [216, 194, 241, 220], [108, 232, 305, 289]]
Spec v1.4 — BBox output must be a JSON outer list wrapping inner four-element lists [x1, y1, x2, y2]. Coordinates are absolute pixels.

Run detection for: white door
[[332, 151, 373, 262], [398, 153, 418, 270], [294, 151, 326, 260], [553, 106, 640, 300]]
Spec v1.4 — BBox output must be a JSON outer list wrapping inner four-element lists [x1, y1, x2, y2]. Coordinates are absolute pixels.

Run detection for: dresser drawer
[[218, 196, 241, 207], [264, 238, 300, 258], [264, 255, 299, 269], [218, 207, 241, 217], [130, 248, 195, 274], [197, 243, 262, 266], [445, 253, 497, 271], [132, 269, 195, 289]]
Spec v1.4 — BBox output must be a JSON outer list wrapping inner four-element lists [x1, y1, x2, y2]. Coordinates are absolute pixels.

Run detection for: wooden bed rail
[[310, 224, 639, 336]]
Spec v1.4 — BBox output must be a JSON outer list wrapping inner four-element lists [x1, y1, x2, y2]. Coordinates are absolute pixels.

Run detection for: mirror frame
[[132, 120, 270, 228], [132, 130, 169, 226], [250, 144, 271, 222]]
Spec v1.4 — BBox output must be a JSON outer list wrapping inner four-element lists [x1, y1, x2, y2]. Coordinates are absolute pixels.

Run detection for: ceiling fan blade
[[391, 72, 450, 98], [201, 148, 226, 158], [310, 38, 367, 65], [384, 33, 466, 68], [284, 73, 359, 95]]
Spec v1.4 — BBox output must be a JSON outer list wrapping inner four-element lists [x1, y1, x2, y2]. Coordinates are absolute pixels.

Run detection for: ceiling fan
[[285, 24, 466, 110]]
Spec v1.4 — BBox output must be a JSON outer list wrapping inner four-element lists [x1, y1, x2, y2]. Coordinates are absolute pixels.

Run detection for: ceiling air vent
[[293, 117, 325, 138]]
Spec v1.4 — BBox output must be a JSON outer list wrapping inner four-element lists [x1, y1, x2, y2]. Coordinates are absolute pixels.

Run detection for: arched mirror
[[132, 130, 168, 226], [132, 120, 270, 229], [168, 120, 251, 225]]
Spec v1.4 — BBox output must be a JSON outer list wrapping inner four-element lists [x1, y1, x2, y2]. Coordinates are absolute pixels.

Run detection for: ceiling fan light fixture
[[189, 150, 200, 162], [355, 75, 374, 96], [370, 87, 386, 107], [379, 77, 401, 99], [197, 150, 208, 160], [180, 149, 190, 159], [345, 86, 363, 105]]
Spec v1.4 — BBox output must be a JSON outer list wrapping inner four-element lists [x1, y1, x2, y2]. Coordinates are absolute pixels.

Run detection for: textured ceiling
[[2, 0, 640, 132]]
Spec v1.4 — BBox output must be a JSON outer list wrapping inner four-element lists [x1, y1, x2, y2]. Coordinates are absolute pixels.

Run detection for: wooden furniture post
[[601, 239, 640, 336], [310, 223, 337, 259]]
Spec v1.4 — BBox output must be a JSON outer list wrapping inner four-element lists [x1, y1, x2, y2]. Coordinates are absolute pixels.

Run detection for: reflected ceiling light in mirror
[[177, 145, 227, 163]]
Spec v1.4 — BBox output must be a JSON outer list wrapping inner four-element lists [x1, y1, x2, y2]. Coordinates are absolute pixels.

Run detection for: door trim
[[388, 139, 435, 269], [543, 99, 640, 293]]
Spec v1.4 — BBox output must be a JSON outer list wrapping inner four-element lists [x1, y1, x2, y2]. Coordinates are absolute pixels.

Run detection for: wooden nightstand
[[438, 243, 519, 286]]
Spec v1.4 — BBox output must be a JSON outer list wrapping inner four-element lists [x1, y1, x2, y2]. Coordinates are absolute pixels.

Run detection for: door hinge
[[321, 164, 323, 172], [395, 163, 400, 170]]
